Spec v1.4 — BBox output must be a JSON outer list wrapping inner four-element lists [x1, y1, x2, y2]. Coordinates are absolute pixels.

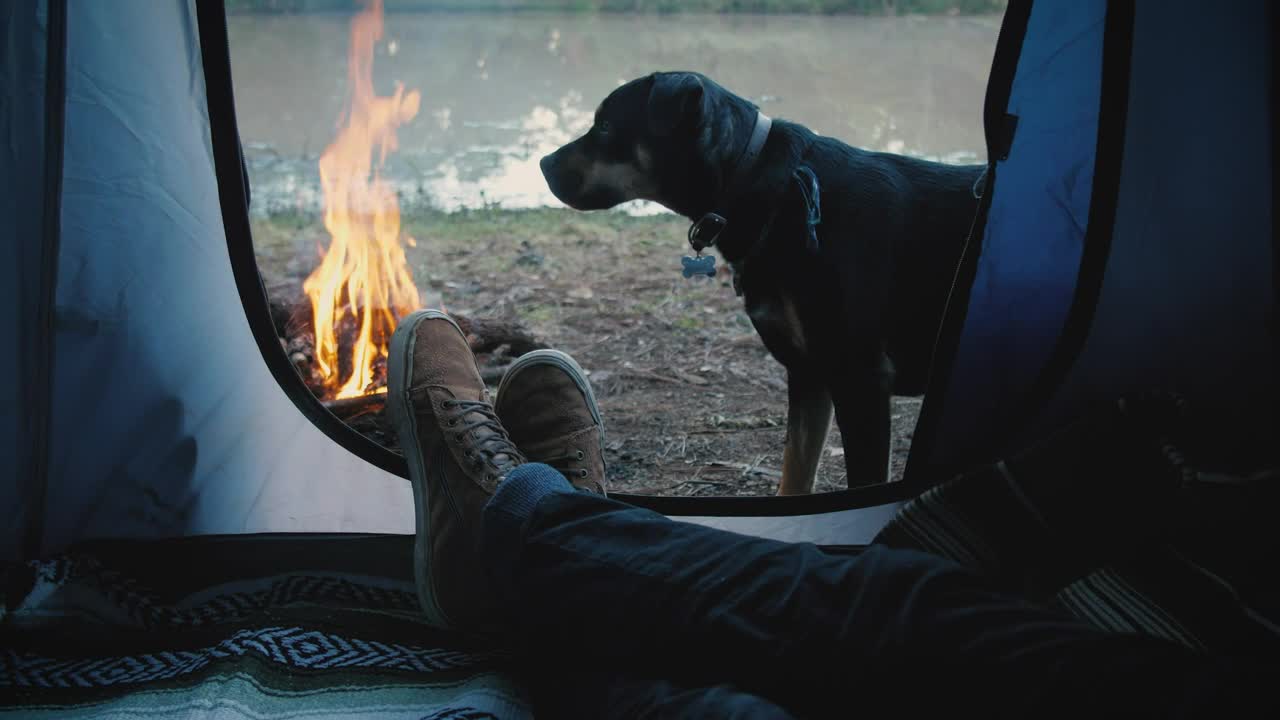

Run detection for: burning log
[[321, 393, 385, 419], [316, 363, 515, 456], [266, 281, 312, 338], [269, 303, 539, 455], [268, 283, 546, 449], [268, 292, 547, 366]]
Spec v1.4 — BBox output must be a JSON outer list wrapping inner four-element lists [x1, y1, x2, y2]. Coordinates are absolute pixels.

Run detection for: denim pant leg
[[482, 463, 1273, 719]]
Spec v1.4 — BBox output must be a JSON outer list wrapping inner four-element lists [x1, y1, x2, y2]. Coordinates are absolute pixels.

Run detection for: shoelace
[[442, 400, 522, 478]]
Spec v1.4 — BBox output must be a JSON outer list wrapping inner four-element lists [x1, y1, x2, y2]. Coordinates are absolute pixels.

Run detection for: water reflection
[[230, 12, 998, 216]]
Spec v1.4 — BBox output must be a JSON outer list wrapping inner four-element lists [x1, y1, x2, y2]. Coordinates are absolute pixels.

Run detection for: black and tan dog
[[540, 71, 984, 494]]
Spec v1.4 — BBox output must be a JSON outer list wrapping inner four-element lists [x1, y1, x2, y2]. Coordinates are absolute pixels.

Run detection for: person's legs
[[484, 464, 1274, 719], [387, 316, 1273, 719]]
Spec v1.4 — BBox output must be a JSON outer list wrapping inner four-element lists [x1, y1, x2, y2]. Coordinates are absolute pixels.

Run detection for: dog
[[540, 71, 984, 494]]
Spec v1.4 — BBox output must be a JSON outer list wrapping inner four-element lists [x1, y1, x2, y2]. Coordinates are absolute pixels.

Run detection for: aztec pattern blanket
[[0, 534, 532, 720]]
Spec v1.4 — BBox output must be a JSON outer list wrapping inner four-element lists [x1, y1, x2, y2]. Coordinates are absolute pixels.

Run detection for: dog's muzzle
[[540, 152, 582, 204]]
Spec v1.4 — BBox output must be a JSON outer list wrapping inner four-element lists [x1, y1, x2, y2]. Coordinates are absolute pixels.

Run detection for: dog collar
[[687, 110, 773, 253]]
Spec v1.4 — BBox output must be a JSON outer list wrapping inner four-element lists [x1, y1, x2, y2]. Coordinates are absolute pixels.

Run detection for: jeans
[[481, 463, 1272, 719]]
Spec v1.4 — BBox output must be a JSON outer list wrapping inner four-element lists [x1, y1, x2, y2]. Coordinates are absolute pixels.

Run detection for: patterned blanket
[[0, 534, 532, 719]]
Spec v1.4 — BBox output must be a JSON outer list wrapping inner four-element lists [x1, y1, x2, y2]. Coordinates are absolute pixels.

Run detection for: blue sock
[[483, 462, 576, 554]]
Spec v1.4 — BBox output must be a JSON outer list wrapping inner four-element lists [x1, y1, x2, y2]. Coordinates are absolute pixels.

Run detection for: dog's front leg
[[778, 369, 834, 496], [830, 352, 893, 488]]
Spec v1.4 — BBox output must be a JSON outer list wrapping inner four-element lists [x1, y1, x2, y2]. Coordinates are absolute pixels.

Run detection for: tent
[[2, 0, 1276, 716], [910, 0, 1278, 484]]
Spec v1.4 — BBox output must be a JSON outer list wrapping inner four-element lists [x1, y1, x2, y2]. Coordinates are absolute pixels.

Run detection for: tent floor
[[1, 534, 531, 719]]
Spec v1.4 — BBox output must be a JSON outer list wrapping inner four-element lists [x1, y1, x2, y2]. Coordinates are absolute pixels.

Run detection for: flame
[[303, 0, 421, 400]]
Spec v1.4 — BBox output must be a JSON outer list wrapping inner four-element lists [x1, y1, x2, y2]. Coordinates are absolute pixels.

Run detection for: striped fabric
[[1055, 565, 1202, 648], [873, 462, 1269, 654], [0, 535, 532, 720], [874, 461, 1062, 600]]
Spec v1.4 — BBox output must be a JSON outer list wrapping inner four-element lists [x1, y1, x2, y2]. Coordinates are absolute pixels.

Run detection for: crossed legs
[[386, 310, 1271, 719]]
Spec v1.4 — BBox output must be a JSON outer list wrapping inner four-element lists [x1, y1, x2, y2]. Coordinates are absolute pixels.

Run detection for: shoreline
[[226, 1, 1007, 17]]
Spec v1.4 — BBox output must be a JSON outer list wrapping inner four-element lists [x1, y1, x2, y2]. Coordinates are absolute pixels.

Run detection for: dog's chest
[[737, 265, 810, 362]]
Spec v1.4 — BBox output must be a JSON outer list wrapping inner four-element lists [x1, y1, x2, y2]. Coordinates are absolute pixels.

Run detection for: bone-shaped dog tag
[[682, 254, 716, 279]]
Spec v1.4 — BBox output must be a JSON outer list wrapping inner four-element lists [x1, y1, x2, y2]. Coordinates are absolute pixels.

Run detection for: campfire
[[267, 0, 545, 450], [303, 0, 422, 401]]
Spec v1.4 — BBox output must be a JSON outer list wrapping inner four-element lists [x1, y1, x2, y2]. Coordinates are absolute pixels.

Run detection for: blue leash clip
[[794, 166, 822, 253]]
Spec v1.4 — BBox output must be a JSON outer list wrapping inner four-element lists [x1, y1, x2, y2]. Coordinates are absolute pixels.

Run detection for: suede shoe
[[495, 349, 608, 495], [386, 309, 525, 633]]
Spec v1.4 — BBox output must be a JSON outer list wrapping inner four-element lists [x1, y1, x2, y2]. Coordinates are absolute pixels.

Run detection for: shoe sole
[[386, 308, 456, 629], [497, 348, 607, 480]]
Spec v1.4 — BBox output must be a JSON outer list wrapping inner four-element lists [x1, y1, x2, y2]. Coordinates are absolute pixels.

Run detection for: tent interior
[[2, 0, 1277, 717]]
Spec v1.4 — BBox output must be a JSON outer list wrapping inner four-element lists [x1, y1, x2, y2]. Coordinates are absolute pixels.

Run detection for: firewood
[[266, 280, 313, 337], [480, 363, 513, 385], [267, 285, 545, 356], [266, 285, 542, 419], [451, 314, 548, 356], [321, 393, 386, 419]]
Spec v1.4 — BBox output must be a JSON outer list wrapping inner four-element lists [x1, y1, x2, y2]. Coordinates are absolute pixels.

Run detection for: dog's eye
[[596, 120, 612, 137]]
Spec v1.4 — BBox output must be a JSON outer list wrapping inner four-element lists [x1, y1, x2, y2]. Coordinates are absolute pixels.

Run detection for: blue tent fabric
[[1027, 0, 1277, 455], [908, 0, 1276, 481], [913, 0, 1105, 475]]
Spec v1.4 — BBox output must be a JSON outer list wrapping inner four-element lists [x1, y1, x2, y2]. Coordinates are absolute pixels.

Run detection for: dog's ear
[[647, 72, 707, 137]]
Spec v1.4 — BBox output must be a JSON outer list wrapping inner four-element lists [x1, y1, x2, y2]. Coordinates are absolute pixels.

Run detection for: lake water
[[228, 11, 1001, 216]]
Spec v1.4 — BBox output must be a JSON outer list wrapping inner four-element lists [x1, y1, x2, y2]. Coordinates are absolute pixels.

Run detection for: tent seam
[[24, 0, 68, 561]]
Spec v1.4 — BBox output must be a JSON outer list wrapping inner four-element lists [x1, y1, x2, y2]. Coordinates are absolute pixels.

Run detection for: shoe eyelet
[[579, 469, 589, 478], [576, 450, 585, 460], [448, 419, 458, 427]]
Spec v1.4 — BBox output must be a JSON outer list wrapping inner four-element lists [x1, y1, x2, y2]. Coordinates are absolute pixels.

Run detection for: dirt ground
[[253, 205, 921, 497]]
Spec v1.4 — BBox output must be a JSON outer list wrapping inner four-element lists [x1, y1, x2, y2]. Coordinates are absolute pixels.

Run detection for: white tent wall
[[683, 501, 904, 545], [27, 0, 413, 560], [2, 2, 57, 562], [1027, 0, 1277, 452]]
